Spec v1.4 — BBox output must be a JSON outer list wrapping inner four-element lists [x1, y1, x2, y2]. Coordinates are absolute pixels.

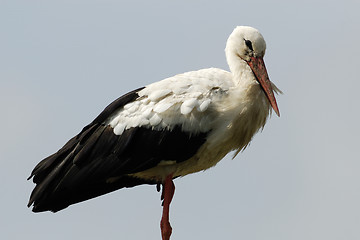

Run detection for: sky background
[[1, 0, 360, 239]]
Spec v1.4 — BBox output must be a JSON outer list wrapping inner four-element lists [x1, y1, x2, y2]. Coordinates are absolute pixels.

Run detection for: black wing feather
[[28, 88, 208, 212]]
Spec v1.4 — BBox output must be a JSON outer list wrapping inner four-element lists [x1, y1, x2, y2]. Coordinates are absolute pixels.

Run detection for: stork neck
[[226, 53, 255, 87]]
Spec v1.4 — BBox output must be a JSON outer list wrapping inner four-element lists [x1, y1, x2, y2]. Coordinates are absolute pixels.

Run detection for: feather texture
[[28, 88, 208, 212], [27, 26, 281, 215]]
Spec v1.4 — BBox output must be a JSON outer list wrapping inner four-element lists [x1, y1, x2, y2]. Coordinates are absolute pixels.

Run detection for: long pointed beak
[[247, 56, 280, 117]]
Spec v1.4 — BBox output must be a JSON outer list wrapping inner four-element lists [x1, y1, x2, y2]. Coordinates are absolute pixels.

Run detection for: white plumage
[[109, 68, 233, 134], [28, 26, 281, 240], [108, 40, 281, 180]]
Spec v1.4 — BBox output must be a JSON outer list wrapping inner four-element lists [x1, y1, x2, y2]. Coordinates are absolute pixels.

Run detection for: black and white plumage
[[28, 26, 280, 240]]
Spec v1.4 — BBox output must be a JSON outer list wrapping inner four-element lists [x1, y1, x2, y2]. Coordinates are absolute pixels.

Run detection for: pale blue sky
[[1, 1, 360, 239]]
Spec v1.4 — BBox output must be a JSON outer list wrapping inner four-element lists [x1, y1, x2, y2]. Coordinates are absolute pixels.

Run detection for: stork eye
[[245, 39, 253, 51]]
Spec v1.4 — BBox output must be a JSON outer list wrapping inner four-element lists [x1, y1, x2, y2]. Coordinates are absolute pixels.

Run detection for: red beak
[[247, 56, 280, 117]]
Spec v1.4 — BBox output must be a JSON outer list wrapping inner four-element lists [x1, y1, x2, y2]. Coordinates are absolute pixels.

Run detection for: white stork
[[28, 26, 280, 240]]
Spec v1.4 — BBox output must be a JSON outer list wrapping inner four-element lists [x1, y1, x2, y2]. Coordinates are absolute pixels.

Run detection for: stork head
[[226, 26, 267, 61], [225, 26, 280, 117]]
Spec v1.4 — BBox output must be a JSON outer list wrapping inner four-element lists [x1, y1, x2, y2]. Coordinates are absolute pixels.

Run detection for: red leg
[[160, 174, 175, 240]]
